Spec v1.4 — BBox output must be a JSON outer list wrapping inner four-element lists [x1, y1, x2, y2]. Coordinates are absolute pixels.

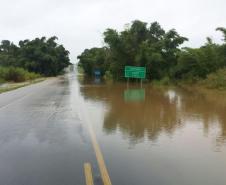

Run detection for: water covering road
[[0, 71, 226, 185]]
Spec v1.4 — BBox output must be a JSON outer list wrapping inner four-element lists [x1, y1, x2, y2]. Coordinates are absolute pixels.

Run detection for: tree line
[[0, 36, 70, 82], [78, 20, 226, 87]]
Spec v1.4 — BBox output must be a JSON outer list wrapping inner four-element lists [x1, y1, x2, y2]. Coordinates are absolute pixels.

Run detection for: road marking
[[87, 124, 112, 185], [79, 102, 112, 185], [84, 163, 94, 185]]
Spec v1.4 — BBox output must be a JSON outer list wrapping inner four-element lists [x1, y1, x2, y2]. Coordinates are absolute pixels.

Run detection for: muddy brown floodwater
[[79, 77, 226, 185]]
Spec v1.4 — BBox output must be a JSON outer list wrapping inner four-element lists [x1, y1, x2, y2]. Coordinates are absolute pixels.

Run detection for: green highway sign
[[125, 66, 146, 79]]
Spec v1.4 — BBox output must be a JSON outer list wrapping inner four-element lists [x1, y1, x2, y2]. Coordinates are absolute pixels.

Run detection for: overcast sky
[[0, 0, 225, 62]]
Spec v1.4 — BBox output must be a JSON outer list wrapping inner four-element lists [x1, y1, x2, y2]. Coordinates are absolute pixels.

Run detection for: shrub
[[152, 76, 171, 86], [160, 76, 171, 85], [0, 67, 40, 82], [104, 71, 113, 81], [0, 78, 5, 84], [25, 71, 41, 80], [203, 68, 226, 89], [4, 67, 27, 82]]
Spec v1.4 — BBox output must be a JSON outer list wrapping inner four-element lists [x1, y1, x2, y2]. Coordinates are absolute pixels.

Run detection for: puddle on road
[[79, 78, 226, 185]]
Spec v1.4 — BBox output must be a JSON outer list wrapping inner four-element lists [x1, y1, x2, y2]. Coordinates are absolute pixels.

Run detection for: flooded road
[[79, 77, 226, 185], [0, 72, 226, 185]]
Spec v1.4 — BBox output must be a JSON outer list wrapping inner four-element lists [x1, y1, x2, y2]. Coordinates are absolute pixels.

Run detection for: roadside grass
[[0, 78, 46, 94], [0, 66, 45, 94]]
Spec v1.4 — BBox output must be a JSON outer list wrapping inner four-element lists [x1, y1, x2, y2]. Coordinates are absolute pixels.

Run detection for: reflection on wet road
[[0, 72, 226, 185], [0, 76, 98, 185]]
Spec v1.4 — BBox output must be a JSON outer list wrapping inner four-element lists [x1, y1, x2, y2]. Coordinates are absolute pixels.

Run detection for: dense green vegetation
[[201, 68, 226, 89], [78, 20, 226, 88], [0, 36, 70, 82], [0, 67, 40, 83]]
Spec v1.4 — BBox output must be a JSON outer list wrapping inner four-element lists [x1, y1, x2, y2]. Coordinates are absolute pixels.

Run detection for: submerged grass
[[199, 68, 226, 90], [151, 68, 226, 91]]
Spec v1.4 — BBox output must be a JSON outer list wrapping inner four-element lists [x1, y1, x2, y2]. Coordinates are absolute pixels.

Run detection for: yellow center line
[[84, 163, 94, 185], [87, 124, 112, 185], [79, 101, 112, 185]]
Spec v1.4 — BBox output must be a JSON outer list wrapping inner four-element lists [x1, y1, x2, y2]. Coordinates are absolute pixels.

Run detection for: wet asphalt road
[[0, 74, 97, 185]]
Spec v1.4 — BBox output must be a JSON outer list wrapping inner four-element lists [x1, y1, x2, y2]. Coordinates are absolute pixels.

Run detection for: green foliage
[[159, 76, 171, 85], [0, 37, 70, 76], [78, 20, 188, 80], [202, 68, 226, 89], [0, 67, 40, 82], [77, 47, 107, 76], [171, 40, 224, 80], [77, 65, 84, 75], [152, 76, 172, 86], [0, 78, 5, 84], [104, 71, 113, 81], [216, 27, 226, 42], [78, 20, 226, 87]]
